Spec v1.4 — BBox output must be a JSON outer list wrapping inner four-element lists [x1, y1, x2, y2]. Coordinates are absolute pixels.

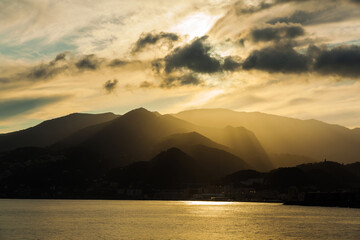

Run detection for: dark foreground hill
[[224, 161, 360, 192]]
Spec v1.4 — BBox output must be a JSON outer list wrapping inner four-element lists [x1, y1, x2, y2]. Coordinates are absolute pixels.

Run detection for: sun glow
[[183, 89, 225, 108], [170, 12, 222, 40]]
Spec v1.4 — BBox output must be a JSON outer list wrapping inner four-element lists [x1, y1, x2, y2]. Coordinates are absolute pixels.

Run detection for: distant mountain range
[[174, 108, 360, 165], [1, 107, 360, 199]]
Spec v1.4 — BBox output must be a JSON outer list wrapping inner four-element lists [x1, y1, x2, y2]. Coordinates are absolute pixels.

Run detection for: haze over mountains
[[1, 107, 360, 199], [1, 107, 360, 171], [174, 109, 360, 165]]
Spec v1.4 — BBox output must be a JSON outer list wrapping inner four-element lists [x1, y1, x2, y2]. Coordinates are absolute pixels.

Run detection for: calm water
[[0, 199, 359, 240]]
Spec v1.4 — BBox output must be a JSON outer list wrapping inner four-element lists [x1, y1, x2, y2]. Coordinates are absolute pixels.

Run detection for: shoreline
[[2, 197, 360, 208]]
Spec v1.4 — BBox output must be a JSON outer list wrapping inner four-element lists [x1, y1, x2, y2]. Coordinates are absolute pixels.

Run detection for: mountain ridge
[[174, 108, 360, 164]]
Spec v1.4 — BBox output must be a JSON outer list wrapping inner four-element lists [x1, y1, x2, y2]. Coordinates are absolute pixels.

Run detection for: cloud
[[242, 45, 309, 73], [27, 63, 67, 80], [234, 1, 273, 15], [0, 52, 134, 90], [108, 59, 128, 68], [222, 56, 242, 71], [0, 78, 11, 84], [75, 54, 102, 70], [54, 52, 67, 62], [233, 0, 314, 16], [288, 97, 314, 105], [149, 36, 243, 87], [163, 36, 221, 74], [313, 45, 360, 77], [267, 6, 360, 26], [0, 95, 68, 120], [139, 81, 155, 88], [103, 79, 118, 93], [9, 52, 103, 83], [160, 73, 201, 88], [268, 10, 322, 25], [131, 32, 180, 53], [22, 52, 71, 80], [242, 44, 360, 77], [250, 24, 305, 43]]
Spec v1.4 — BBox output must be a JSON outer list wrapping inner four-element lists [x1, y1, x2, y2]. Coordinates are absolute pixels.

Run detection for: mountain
[[0, 112, 118, 152], [269, 153, 316, 168], [183, 144, 249, 180], [57, 108, 197, 167], [106, 148, 202, 189], [154, 132, 250, 178], [53, 109, 271, 170], [223, 161, 360, 192], [2, 107, 360, 200], [153, 131, 230, 154], [106, 146, 249, 189], [174, 109, 360, 164], [200, 126, 273, 171]]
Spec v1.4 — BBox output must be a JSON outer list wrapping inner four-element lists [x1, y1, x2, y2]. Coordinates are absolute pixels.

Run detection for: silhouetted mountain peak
[[154, 147, 190, 160], [0, 112, 119, 152], [152, 111, 161, 117], [120, 107, 158, 120], [155, 131, 229, 152], [125, 107, 153, 115], [38, 112, 118, 126]]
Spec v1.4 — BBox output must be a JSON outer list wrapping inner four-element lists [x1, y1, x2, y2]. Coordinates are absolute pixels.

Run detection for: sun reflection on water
[[184, 201, 234, 205]]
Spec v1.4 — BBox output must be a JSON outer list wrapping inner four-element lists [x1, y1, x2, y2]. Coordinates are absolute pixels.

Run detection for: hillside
[[174, 109, 360, 164], [0, 112, 118, 152]]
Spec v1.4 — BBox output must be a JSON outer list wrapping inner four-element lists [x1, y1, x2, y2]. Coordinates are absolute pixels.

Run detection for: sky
[[1, 0, 360, 133]]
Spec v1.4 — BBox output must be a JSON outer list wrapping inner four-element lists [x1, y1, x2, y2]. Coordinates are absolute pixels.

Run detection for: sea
[[0, 199, 359, 240]]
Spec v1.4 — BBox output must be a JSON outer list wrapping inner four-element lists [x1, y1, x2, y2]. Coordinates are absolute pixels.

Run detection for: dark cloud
[[25, 53, 99, 81], [103, 79, 118, 93], [234, 0, 312, 15], [164, 36, 221, 74], [242, 45, 309, 73], [160, 73, 201, 88], [242, 44, 360, 77], [223, 56, 242, 71], [238, 38, 245, 47], [75, 54, 102, 70], [139, 81, 155, 88], [267, 10, 320, 25], [250, 24, 305, 43], [234, 1, 273, 15], [132, 32, 179, 53], [150, 36, 243, 88], [267, 7, 357, 26], [0, 78, 11, 84], [22, 52, 71, 81], [0, 96, 68, 120], [27, 63, 68, 80], [54, 52, 67, 62], [313, 45, 360, 77], [0, 53, 141, 92], [108, 59, 128, 67]]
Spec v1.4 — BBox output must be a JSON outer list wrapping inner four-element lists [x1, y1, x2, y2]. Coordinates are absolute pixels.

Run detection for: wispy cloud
[[0, 95, 69, 120]]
